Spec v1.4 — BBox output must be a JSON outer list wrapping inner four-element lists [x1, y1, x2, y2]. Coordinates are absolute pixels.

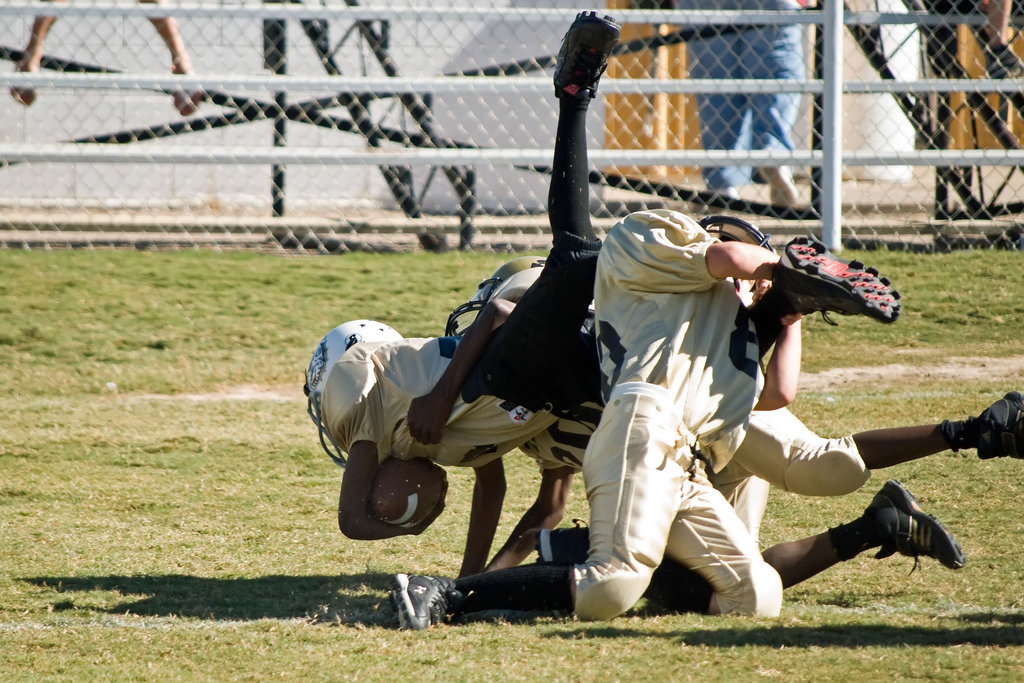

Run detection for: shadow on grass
[[547, 617, 1024, 648], [21, 575, 1024, 644], [22, 573, 394, 625]]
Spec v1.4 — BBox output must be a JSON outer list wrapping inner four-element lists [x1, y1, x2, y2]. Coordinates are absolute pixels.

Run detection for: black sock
[[548, 96, 595, 241], [827, 515, 881, 561], [643, 559, 714, 614], [939, 418, 978, 452], [453, 564, 574, 614]]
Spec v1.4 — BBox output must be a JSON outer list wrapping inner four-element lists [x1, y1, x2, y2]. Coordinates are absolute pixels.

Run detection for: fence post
[[821, 0, 844, 250], [263, 3, 288, 218]]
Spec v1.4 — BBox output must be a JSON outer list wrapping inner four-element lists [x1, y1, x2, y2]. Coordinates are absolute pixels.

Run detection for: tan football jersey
[[593, 209, 763, 470], [574, 209, 781, 620], [520, 401, 603, 471], [320, 337, 558, 469]]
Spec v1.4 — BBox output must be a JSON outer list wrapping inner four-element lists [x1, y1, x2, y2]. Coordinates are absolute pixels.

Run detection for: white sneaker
[[759, 166, 800, 207]]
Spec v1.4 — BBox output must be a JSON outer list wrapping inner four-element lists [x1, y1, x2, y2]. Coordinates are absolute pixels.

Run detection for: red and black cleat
[[772, 237, 901, 323]]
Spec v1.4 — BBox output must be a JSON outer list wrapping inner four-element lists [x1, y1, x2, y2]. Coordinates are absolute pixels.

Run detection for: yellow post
[[949, 26, 1022, 150], [604, 1, 701, 182]]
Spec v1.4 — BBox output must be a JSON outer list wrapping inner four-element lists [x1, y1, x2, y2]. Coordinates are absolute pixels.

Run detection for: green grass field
[[1, 248, 1023, 681]]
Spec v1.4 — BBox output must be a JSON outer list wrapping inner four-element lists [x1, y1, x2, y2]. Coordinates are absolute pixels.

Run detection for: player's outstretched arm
[[407, 299, 516, 444], [337, 441, 434, 540], [755, 313, 802, 410], [484, 465, 576, 572], [459, 458, 507, 577]]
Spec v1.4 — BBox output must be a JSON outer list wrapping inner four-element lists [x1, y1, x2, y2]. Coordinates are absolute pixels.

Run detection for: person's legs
[[749, 27, 803, 144], [567, 479, 966, 614], [853, 425, 949, 469], [688, 32, 755, 193], [756, 476, 970, 589], [980, 0, 1024, 77], [549, 11, 619, 241], [828, 389, 1024, 469], [10, 3, 62, 106], [141, 0, 203, 116], [548, 94, 596, 241], [729, 397, 1022, 499], [731, 408, 871, 497], [709, 464, 771, 540], [573, 387, 697, 620], [750, 24, 804, 207], [660, 479, 783, 616]]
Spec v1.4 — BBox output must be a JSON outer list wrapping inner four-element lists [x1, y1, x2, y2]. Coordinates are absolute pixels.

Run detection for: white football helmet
[[445, 256, 546, 336], [699, 215, 774, 252], [304, 319, 401, 466]]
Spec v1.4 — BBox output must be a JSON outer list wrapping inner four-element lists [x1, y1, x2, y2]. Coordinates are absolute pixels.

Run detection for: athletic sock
[[827, 514, 881, 561], [643, 559, 714, 614], [939, 418, 978, 453], [453, 564, 574, 614], [548, 95, 595, 241]]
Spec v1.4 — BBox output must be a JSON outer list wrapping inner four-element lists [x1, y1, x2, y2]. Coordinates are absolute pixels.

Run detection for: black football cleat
[[390, 573, 459, 630], [868, 480, 966, 570], [553, 11, 621, 100], [975, 391, 1024, 459]]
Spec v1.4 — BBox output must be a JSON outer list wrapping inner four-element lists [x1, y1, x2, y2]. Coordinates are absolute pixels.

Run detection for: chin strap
[[307, 394, 347, 467]]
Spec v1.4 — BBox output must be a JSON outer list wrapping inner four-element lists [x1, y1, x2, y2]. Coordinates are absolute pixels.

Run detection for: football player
[[387, 11, 921, 629], [304, 317, 585, 577], [436, 257, 1023, 545]]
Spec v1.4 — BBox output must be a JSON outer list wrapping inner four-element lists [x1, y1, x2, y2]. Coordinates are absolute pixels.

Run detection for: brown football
[[371, 457, 448, 527]]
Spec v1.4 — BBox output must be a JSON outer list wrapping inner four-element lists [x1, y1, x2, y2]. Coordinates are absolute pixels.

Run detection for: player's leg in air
[[459, 10, 616, 415], [391, 11, 621, 630]]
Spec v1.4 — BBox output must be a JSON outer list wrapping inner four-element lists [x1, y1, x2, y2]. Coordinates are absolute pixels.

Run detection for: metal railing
[[1, 2, 1021, 251]]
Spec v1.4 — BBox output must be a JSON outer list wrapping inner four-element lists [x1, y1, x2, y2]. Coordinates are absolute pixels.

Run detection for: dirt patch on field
[[799, 356, 1024, 392], [128, 385, 303, 402], [121, 357, 1024, 401]]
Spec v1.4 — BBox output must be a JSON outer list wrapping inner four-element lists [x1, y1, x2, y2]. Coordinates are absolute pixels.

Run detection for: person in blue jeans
[[681, 0, 804, 206]]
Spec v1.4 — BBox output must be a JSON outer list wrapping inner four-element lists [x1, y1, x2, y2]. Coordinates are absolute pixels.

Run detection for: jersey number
[[729, 306, 759, 380]]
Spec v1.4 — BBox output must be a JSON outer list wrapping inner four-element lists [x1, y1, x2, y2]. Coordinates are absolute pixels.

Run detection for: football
[[371, 457, 448, 527]]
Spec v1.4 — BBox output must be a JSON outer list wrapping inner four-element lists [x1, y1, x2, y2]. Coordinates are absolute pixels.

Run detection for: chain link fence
[[1, 1, 1022, 252]]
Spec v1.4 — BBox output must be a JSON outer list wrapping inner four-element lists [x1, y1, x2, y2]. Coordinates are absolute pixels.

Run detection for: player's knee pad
[[573, 563, 654, 621], [785, 436, 869, 496], [714, 560, 782, 617]]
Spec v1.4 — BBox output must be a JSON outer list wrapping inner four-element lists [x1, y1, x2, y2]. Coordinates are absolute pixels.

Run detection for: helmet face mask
[[445, 257, 546, 336], [698, 215, 774, 252], [304, 319, 401, 466]]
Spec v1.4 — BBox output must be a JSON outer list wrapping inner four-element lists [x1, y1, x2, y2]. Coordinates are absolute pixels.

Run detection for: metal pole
[[263, 6, 287, 217], [821, 0, 844, 250]]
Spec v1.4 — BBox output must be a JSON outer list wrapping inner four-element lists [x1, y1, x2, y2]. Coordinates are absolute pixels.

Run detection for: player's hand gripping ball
[[371, 457, 448, 527]]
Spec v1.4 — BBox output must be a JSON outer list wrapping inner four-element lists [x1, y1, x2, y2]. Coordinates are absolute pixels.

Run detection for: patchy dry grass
[[1, 248, 1023, 680]]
